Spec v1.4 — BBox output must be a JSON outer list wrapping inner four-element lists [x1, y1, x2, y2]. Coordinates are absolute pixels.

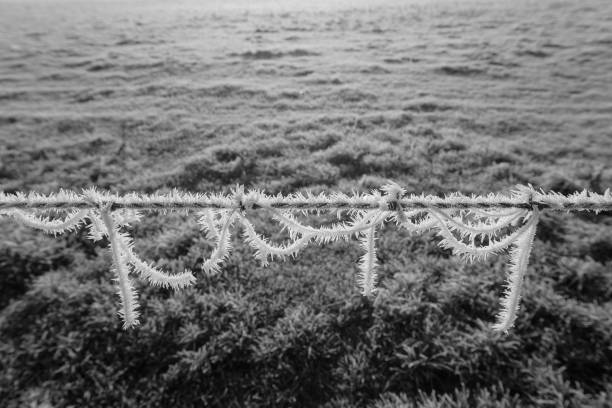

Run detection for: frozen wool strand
[[357, 224, 378, 297], [116, 232, 195, 290], [240, 215, 312, 266], [201, 209, 237, 275], [492, 210, 539, 332], [100, 209, 140, 329], [6, 209, 89, 235]]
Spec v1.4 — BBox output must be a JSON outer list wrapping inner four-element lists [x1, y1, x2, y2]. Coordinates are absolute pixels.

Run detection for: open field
[[1, 0, 612, 406]]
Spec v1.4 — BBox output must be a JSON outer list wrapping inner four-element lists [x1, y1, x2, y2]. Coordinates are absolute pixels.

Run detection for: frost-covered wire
[[1, 183, 610, 331], [0, 185, 610, 211]]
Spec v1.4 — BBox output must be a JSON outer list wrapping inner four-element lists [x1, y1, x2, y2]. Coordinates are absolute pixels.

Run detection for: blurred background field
[[1, 0, 611, 406]]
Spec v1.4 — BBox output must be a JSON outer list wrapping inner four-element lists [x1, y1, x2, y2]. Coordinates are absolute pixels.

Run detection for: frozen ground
[[1, 0, 611, 193]]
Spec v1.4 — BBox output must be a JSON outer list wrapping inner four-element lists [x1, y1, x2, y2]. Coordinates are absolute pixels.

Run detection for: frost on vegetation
[[1, 184, 611, 330]]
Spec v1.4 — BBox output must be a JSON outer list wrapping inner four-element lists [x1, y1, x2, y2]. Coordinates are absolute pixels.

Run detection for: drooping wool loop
[[1, 184, 609, 330]]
